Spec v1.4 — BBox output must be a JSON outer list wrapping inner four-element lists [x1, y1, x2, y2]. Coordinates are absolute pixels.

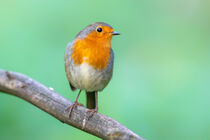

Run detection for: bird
[[64, 22, 120, 117]]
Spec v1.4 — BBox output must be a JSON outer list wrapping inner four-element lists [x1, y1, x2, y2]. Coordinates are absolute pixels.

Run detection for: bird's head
[[76, 22, 120, 43], [71, 22, 119, 69]]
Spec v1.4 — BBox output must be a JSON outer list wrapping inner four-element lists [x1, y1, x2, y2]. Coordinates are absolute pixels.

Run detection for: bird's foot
[[87, 108, 98, 118], [65, 102, 83, 118]]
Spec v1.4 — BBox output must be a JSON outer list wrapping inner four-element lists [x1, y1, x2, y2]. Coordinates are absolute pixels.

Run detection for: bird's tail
[[85, 91, 96, 109]]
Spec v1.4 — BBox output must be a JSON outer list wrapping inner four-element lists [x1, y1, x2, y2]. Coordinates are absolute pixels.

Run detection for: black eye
[[97, 27, 102, 32]]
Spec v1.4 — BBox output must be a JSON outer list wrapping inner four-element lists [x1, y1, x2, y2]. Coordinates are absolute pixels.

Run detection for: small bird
[[64, 22, 120, 117]]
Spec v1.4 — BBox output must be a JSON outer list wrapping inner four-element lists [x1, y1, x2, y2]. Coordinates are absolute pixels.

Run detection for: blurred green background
[[0, 0, 210, 140]]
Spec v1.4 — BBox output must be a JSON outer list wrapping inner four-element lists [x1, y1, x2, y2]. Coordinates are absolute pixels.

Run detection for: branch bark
[[0, 69, 144, 140]]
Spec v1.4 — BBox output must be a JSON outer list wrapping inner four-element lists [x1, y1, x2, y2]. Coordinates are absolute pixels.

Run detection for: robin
[[64, 22, 120, 117]]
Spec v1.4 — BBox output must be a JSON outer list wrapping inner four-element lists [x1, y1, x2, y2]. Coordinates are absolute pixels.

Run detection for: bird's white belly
[[69, 63, 112, 92]]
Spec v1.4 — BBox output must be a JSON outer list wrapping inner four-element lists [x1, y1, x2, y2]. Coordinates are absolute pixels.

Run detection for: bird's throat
[[71, 38, 111, 70]]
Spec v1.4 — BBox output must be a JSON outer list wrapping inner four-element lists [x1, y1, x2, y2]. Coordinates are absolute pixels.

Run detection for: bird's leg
[[87, 91, 98, 118], [65, 90, 82, 118]]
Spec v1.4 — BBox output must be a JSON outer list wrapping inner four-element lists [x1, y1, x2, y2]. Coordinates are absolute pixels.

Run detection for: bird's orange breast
[[71, 33, 112, 70]]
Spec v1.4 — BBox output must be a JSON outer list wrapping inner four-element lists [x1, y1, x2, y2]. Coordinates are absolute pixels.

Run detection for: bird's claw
[[87, 108, 98, 118], [65, 102, 83, 118]]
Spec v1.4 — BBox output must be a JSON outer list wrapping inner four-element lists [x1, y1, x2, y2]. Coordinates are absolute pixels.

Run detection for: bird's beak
[[111, 31, 120, 35]]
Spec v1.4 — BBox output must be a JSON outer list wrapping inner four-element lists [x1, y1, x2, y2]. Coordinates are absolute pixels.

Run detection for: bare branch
[[0, 69, 144, 140]]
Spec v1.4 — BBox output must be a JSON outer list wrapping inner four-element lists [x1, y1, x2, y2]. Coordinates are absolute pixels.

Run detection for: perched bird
[[64, 22, 120, 117]]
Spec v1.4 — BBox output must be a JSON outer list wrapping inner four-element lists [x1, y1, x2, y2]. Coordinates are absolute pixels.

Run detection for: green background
[[0, 0, 210, 140]]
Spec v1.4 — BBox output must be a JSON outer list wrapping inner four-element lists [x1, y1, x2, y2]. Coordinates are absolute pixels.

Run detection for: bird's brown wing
[[69, 82, 77, 91], [65, 41, 77, 92]]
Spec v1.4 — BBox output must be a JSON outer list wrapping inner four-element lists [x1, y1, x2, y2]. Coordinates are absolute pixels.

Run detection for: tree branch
[[0, 69, 143, 140]]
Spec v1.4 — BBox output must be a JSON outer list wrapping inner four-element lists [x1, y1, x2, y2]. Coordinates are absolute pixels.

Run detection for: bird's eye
[[96, 27, 102, 33]]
